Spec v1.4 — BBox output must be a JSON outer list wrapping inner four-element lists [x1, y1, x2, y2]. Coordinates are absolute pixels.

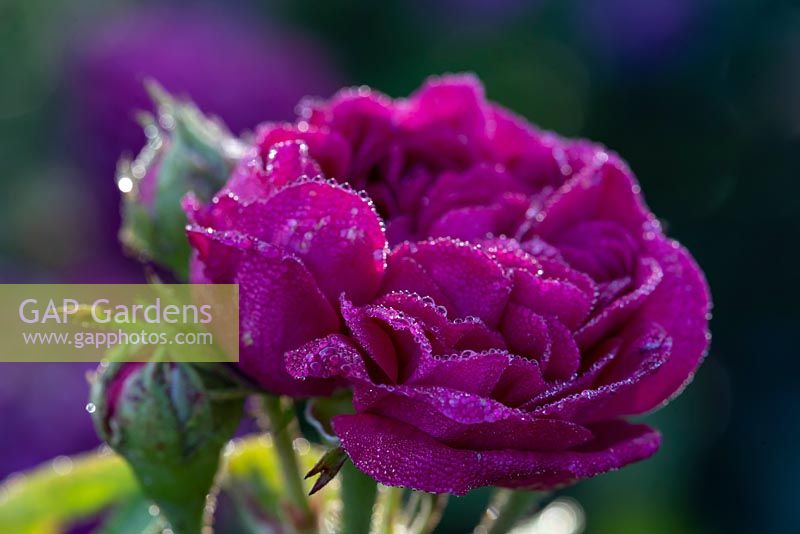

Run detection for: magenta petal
[[334, 414, 659, 494], [307, 89, 394, 183], [411, 351, 514, 396], [532, 324, 671, 421], [554, 221, 640, 281], [501, 303, 551, 364], [234, 179, 387, 304], [255, 123, 351, 179], [262, 139, 323, 186], [429, 202, 528, 242], [488, 106, 563, 188], [544, 319, 581, 381], [525, 340, 620, 410], [532, 159, 653, 241], [592, 237, 711, 415], [363, 392, 593, 452], [222, 140, 322, 203], [384, 239, 512, 327], [419, 165, 524, 231], [491, 354, 548, 407], [341, 299, 434, 384], [510, 269, 593, 330], [376, 291, 505, 355], [188, 229, 341, 396], [576, 257, 663, 349], [285, 334, 370, 382], [221, 153, 270, 203], [400, 74, 487, 136]]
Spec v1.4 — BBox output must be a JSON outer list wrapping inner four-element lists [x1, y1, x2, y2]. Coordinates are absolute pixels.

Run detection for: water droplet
[[52, 456, 73, 475], [117, 177, 133, 193], [85, 403, 96, 414]]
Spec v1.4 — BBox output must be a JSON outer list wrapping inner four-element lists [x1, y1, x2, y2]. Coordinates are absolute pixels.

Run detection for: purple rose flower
[[186, 75, 710, 493]]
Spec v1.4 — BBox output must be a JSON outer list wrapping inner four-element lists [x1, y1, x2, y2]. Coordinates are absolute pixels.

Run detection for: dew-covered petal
[[285, 334, 370, 382], [219, 152, 269, 203], [419, 165, 525, 231], [400, 74, 487, 137], [411, 350, 516, 396], [524, 339, 620, 410], [588, 237, 711, 416], [231, 179, 387, 304], [544, 319, 581, 381], [333, 414, 659, 494], [221, 140, 322, 203], [510, 269, 593, 330], [491, 354, 548, 407], [187, 229, 341, 396], [394, 74, 490, 169], [383, 239, 512, 327], [487, 106, 564, 189], [361, 391, 593, 452], [531, 324, 671, 422], [500, 303, 551, 365], [341, 298, 434, 384], [530, 159, 653, 242], [428, 199, 529, 242], [254, 123, 351, 179], [305, 89, 394, 184], [576, 256, 663, 349], [375, 291, 505, 355], [554, 221, 640, 282]]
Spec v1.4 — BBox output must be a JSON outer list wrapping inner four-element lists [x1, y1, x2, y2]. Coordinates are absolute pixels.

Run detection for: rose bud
[[118, 85, 245, 279], [90, 362, 243, 532]]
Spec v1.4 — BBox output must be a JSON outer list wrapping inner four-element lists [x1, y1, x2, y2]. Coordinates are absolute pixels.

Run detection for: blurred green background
[[0, 0, 797, 532]]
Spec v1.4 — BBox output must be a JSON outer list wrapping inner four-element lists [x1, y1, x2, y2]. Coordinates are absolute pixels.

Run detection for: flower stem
[[339, 460, 378, 534], [478, 489, 549, 534], [409, 492, 449, 534], [260, 395, 315, 532], [375, 485, 404, 534]]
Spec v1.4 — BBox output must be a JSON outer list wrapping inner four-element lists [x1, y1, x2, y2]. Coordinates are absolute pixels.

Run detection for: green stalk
[[339, 461, 378, 534], [261, 396, 315, 533], [478, 490, 549, 534], [409, 493, 449, 534], [375, 485, 404, 534]]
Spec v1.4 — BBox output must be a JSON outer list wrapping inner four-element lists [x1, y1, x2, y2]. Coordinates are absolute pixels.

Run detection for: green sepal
[[118, 82, 245, 280]]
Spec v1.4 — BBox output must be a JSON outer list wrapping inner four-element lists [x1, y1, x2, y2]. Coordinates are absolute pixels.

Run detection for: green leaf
[[0, 451, 138, 532], [0, 436, 335, 533]]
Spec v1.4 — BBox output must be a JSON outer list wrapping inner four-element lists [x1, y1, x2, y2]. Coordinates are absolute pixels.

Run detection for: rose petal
[[590, 237, 711, 415], [334, 414, 659, 494], [531, 159, 653, 242], [255, 123, 351, 179], [188, 229, 341, 396], [532, 324, 671, 421], [576, 257, 663, 349], [341, 299, 433, 384], [363, 391, 593, 452], [384, 239, 512, 327], [231, 179, 387, 304]]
